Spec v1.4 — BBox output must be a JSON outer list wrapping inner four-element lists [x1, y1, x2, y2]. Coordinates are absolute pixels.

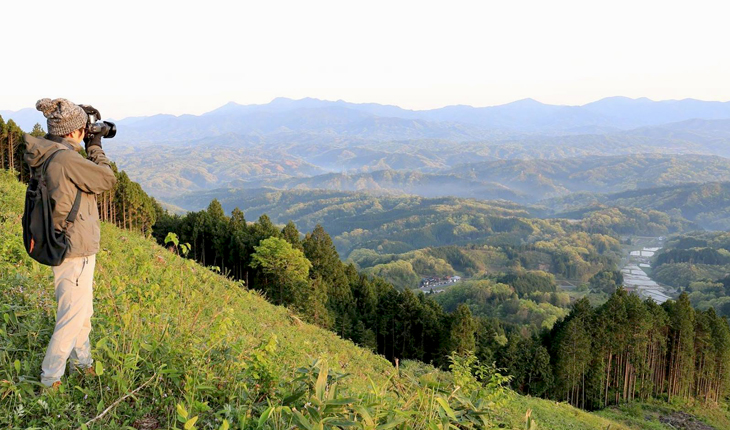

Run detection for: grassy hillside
[[0, 170, 719, 429]]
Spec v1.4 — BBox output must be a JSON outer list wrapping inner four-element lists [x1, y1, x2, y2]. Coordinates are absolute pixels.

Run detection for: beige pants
[[40, 255, 95, 386]]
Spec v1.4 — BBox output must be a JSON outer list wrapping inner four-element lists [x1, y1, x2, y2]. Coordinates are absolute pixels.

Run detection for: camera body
[[85, 112, 116, 141]]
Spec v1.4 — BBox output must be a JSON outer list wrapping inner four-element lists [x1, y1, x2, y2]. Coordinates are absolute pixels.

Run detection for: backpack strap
[[39, 148, 84, 225], [40, 149, 65, 176], [41, 149, 65, 176], [66, 189, 83, 224]]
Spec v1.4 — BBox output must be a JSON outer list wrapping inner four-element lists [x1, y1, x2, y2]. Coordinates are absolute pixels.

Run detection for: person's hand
[[79, 104, 102, 120], [85, 132, 103, 151]]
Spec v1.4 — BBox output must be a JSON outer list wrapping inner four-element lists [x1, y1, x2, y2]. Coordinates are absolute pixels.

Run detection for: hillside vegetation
[[546, 182, 730, 231], [0, 171, 644, 429], [650, 231, 730, 316], [168, 187, 691, 262]]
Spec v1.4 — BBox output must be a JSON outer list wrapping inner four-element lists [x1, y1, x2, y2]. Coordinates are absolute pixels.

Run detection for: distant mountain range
[[4, 96, 730, 141], [7, 96, 730, 220]]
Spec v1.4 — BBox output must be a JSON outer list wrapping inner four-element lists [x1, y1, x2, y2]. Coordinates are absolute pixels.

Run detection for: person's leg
[[40, 256, 93, 386], [69, 255, 96, 371]]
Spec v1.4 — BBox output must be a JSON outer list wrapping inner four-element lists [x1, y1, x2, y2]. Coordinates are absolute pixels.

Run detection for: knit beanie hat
[[36, 98, 88, 136]]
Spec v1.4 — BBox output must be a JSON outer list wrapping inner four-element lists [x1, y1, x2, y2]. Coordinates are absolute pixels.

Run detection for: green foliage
[[449, 304, 477, 356], [251, 237, 311, 305], [30, 123, 45, 138], [575, 206, 690, 237], [652, 232, 730, 317], [363, 259, 421, 290], [498, 270, 557, 296], [589, 270, 624, 294], [433, 279, 569, 334]]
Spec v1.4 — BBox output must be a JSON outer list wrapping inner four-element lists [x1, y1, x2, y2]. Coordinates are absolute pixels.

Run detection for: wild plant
[[254, 352, 513, 429]]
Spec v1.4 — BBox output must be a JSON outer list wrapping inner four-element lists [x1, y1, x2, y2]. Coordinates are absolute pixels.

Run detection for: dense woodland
[[650, 232, 730, 318], [534, 292, 730, 409], [169, 187, 692, 262], [432, 279, 730, 410]]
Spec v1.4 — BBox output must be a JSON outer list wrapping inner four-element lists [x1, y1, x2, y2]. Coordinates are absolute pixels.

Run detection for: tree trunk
[[8, 133, 14, 173]]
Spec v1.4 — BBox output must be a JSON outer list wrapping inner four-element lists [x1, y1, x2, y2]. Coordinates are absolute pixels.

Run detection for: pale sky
[[3, 0, 730, 119]]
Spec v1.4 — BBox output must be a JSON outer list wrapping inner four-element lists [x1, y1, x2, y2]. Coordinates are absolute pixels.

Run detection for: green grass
[[0, 169, 719, 429]]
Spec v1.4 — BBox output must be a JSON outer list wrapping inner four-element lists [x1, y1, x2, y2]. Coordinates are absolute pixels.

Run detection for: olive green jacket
[[23, 134, 117, 258]]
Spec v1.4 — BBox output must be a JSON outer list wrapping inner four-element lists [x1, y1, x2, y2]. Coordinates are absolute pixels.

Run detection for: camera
[[87, 120, 117, 140], [85, 111, 116, 140]]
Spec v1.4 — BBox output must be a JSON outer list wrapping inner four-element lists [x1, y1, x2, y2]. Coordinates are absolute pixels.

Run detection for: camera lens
[[103, 121, 117, 138]]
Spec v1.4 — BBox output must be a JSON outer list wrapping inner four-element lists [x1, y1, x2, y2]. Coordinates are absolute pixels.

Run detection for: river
[[620, 236, 675, 304]]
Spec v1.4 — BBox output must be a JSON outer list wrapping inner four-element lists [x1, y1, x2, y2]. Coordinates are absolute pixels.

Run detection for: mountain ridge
[[5, 96, 730, 138]]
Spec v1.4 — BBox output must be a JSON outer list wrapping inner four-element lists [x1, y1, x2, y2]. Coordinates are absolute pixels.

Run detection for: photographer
[[23, 98, 117, 388]]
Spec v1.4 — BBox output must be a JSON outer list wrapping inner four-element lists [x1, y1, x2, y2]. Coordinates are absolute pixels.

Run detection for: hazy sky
[[3, 0, 729, 119]]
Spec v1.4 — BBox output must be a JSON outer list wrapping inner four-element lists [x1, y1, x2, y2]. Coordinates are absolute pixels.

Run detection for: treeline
[[0, 117, 44, 182], [1, 117, 161, 235], [651, 232, 730, 318], [651, 232, 730, 289], [498, 290, 730, 409], [98, 169, 162, 235], [655, 248, 730, 267]]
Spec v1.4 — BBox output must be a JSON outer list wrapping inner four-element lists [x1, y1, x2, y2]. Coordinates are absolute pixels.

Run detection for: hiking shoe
[[42, 381, 62, 392], [71, 364, 96, 377]]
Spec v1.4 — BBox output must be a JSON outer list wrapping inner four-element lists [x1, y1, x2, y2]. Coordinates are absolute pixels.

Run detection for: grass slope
[[0, 170, 683, 429]]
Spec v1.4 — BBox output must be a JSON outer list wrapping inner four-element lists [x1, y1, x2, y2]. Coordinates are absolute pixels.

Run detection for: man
[[23, 98, 117, 388]]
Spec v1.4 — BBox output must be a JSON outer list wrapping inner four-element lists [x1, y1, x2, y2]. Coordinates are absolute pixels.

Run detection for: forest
[[167, 186, 692, 260], [649, 232, 730, 318], [507, 291, 730, 409]]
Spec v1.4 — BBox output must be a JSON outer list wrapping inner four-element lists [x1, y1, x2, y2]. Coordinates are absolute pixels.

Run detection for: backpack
[[22, 149, 82, 266]]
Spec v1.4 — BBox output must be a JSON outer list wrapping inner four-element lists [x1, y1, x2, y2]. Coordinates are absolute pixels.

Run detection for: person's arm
[[64, 146, 117, 194]]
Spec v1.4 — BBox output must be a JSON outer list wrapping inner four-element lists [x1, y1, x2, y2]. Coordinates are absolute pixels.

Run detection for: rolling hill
[[163, 152, 730, 210], [169, 186, 693, 261], [545, 181, 730, 230]]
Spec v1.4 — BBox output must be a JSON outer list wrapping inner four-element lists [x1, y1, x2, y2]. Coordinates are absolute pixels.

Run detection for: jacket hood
[[23, 134, 80, 169]]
